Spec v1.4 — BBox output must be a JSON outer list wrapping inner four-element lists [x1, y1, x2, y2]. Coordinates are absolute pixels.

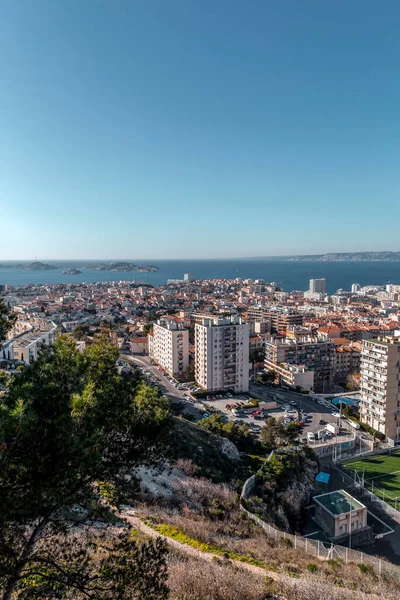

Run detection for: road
[[122, 354, 203, 420], [250, 382, 372, 453]]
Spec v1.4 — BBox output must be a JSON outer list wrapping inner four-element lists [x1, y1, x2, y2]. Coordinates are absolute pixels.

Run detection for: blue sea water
[[1, 259, 400, 295]]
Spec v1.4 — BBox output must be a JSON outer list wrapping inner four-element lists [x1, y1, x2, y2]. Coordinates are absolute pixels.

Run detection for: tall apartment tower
[[150, 317, 189, 377], [360, 336, 400, 444], [309, 278, 326, 294], [351, 283, 361, 293], [195, 314, 250, 393]]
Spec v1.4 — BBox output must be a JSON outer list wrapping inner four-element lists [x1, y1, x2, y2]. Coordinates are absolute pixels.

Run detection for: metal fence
[[334, 452, 400, 523], [240, 460, 400, 579]]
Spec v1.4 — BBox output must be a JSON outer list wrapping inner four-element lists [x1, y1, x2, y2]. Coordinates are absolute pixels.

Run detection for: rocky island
[[83, 262, 158, 272], [23, 261, 57, 270], [0, 261, 57, 270], [63, 268, 82, 275]]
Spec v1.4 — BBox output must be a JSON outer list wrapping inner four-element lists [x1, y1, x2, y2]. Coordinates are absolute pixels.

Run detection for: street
[[122, 354, 204, 420]]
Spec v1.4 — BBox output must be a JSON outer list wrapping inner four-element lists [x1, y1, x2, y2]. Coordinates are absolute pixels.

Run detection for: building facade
[[314, 490, 370, 544], [264, 335, 335, 392], [195, 314, 250, 393], [309, 278, 326, 294], [359, 336, 400, 443], [149, 318, 189, 377], [12, 324, 57, 364]]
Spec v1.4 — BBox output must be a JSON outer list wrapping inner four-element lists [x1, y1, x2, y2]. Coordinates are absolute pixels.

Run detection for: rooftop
[[314, 489, 365, 516]]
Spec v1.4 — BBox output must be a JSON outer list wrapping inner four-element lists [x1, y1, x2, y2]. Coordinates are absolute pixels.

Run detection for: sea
[[1, 259, 400, 295]]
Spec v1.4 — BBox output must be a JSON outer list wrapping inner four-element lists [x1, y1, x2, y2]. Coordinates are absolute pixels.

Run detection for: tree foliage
[[257, 370, 276, 386], [260, 417, 303, 448], [199, 413, 259, 453], [0, 297, 16, 345], [0, 336, 171, 599]]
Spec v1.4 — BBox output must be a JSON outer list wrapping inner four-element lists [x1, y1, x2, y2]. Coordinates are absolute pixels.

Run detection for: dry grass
[[139, 474, 400, 599], [167, 552, 396, 600], [167, 552, 272, 600]]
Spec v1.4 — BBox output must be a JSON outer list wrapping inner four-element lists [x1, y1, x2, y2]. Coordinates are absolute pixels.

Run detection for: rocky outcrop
[[245, 449, 318, 533], [220, 438, 241, 461]]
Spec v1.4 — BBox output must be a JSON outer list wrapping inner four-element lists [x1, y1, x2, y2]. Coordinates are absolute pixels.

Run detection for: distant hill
[[23, 261, 57, 270], [257, 251, 400, 262]]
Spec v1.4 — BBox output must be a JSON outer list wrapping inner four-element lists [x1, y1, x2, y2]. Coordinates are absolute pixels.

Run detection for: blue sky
[[1, 0, 400, 259]]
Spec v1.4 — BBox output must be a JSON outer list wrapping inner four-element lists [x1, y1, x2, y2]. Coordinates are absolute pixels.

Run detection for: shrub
[[327, 558, 342, 571], [280, 537, 293, 549], [307, 563, 318, 573], [358, 562, 374, 575]]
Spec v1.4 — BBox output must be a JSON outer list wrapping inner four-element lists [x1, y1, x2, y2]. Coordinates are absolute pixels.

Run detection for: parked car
[[331, 411, 341, 418]]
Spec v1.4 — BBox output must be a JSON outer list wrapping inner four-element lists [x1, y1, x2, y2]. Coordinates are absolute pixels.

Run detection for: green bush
[[358, 562, 374, 575], [348, 416, 385, 441], [327, 558, 342, 571], [307, 563, 318, 573], [280, 537, 293, 548]]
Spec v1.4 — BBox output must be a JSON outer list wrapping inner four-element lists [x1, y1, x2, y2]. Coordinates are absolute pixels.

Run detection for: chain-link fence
[[240, 460, 400, 580]]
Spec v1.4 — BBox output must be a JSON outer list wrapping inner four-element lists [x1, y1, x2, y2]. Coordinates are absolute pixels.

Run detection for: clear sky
[[1, 1, 400, 260]]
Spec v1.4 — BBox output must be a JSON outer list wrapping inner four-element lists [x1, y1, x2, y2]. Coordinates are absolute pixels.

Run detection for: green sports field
[[342, 450, 400, 509]]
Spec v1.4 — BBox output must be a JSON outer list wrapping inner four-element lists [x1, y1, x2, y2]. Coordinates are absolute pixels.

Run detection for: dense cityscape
[[2, 273, 400, 443], [4, 1, 400, 598]]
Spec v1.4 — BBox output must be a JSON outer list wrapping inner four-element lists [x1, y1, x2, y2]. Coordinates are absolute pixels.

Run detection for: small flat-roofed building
[[313, 489, 372, 545]]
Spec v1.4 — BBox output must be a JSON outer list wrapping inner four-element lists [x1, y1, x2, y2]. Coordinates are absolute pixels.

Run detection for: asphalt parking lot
[[201, 395, 290, 431], [121, 357, 365, 448]]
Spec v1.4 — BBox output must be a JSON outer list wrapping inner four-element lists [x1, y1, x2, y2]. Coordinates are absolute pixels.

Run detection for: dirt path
[[117, 508, 383, 599], [118, 507, 278, 579]]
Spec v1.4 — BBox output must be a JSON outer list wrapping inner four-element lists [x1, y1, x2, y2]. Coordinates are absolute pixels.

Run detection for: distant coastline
[[253, 251, 400, 262], [0, 261, 57, 271]]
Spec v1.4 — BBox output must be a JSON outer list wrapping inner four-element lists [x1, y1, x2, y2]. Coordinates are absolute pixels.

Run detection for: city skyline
[[2, 1, 400, 259]]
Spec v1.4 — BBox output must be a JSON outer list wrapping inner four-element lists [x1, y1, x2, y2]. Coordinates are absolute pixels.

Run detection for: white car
[[331, 411, 341, 418]]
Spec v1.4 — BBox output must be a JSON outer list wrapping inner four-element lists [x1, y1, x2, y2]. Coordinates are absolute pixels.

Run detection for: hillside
[[166, 417, 245, 483], [259, 251, 400, 262]]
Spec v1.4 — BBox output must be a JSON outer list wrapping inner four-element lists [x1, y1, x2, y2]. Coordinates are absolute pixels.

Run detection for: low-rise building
[[13, 324, 57, 363], [313, 489, 372, 545], [269, 362, 314, 391], [130, 336, 148, 355]]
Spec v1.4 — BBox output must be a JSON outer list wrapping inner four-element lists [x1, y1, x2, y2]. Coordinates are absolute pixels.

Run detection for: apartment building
[[270, 363, 314, 391], [247, 306, 303, 334], [149, 317, 189, 377], [195, 314, 250, 393], [309, 278, 326, 294], [359, 336, 400, 443], [333, 339, 361, 383], [264, 335, 335, 392], [13, 324, 57, 363]]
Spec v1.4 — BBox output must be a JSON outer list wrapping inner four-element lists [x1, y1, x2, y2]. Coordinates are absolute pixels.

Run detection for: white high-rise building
[[149, 317, 189, 377], [360, 336, 400, 444], [309, 278, 326, 294], [195, 314, 250, 393], [351, 283, 361, 293], [184, 273, 195, 282]]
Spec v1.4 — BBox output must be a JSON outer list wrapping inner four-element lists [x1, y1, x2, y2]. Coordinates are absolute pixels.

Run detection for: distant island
[[0, 261, 57, 270], [83, 262, 158, 272], [258, 251, 400, 262], [24, 261, 57, 270], [63, 268, 82, 275]]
